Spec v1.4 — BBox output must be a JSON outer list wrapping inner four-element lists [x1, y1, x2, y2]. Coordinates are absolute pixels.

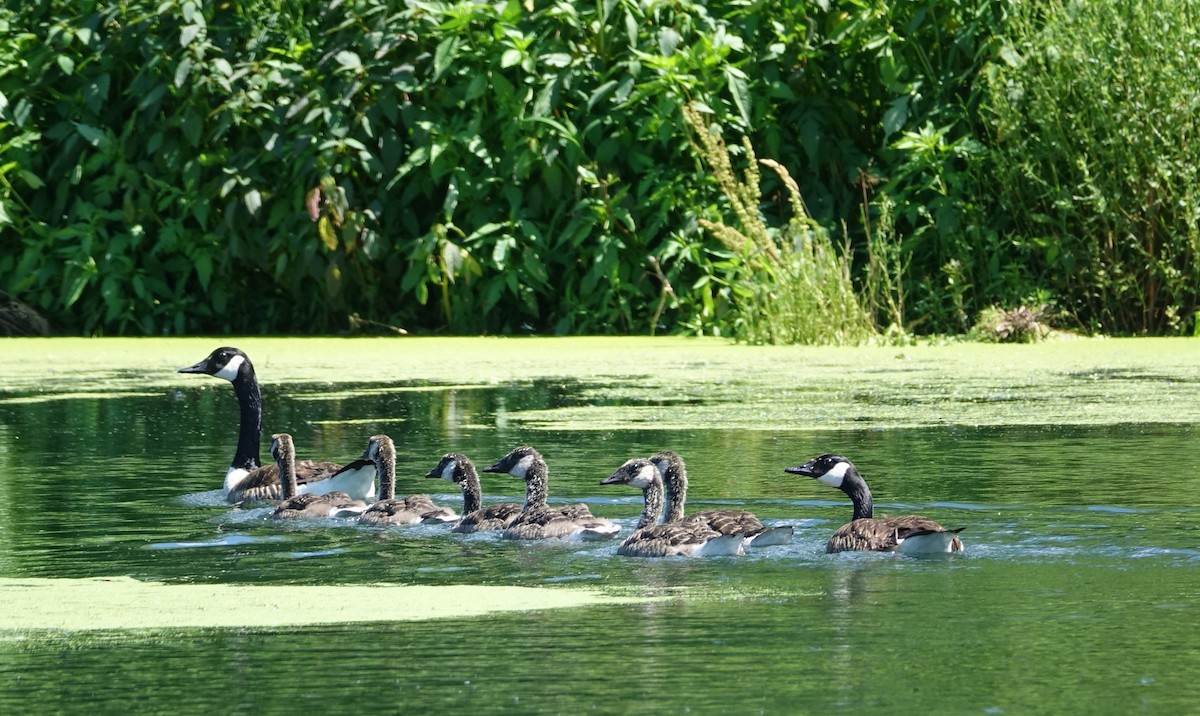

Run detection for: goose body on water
[[179, 347, 375, 503], [602, 458, 744, 557], [650, 451, 793, 548], [358, 435, 458, 526], [482, 446, 621, 541], [270, 434, 368, 519], [426, 453, 522, 533], [784, 453, 964, 554]]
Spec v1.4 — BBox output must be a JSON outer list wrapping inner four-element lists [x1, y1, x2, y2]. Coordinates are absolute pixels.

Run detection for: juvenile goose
[[426, 453, 522, 534], [601, 458, 744, 557], [482, 446, 621, 541], [179, 346, 375, 503], [270, 434, 368, 520], [358, 435, 458, 526], [651, 450, 793, 548], [784, 453, 964, 554]]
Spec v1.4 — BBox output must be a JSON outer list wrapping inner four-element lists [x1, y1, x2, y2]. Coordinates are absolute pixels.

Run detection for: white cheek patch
[[629, 464, 657, 489], [440, 460, 458, 482], [213, 354, 245, 382], [510, 454, 534, 479], [817, 461, 850, 488]]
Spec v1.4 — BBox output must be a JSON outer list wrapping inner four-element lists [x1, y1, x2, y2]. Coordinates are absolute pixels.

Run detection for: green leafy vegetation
[[1, 1, 1198, 339]]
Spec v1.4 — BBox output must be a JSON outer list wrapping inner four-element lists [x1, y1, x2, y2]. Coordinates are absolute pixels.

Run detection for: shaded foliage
[[1, 0, 1197, 337]]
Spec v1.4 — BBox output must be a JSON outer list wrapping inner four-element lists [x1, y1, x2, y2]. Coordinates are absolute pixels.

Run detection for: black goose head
[[784, 453, 857, 489], [179, 346, 254, 383], [483, 446, 541, 480]]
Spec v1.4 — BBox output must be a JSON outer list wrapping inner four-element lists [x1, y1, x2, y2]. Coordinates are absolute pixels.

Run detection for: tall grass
[[983, 0, 1200, 333], [683, 105, 875, 345]]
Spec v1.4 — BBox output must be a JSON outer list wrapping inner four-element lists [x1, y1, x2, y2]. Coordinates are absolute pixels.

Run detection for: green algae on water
[[0, 576, 644, 632]]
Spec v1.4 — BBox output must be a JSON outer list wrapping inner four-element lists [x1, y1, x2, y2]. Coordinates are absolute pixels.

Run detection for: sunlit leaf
[[318, 215, 338, 250], [243, 189, 261, 215]]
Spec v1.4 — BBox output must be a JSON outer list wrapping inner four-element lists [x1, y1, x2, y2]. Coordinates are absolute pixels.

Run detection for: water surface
[[1, 339, 1199, 713]]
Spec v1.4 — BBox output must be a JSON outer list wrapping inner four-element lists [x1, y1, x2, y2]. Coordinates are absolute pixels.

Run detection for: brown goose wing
[[231, 460, 342, 502], [826, 518, 903, 553], [827, 515, 962, 553], [456, 502, 523, 532], [683, 509, 765, 536]]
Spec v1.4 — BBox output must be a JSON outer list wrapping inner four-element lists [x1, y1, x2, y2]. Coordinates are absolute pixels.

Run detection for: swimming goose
[[601, 458, 744, 557], [179, 346, 375, 502], [482, 446, 621, 541], [270, 434, 368, 519], [358, 435, 458, 526], [651, 450, 793, 547], [784, 453, 965, 554], [426, 453, 522, 533]]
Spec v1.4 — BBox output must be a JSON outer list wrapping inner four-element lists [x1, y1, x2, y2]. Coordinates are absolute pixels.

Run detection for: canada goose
[[179, 346, 375, 503], [601, 458, 744, 557], [650, 450, 793, 548], [784, 453, 965, 554], [270, 433, 368, 519], [482, 446, 621, 541], [426, 453, 522, 533], [358, 435, 458, 526]]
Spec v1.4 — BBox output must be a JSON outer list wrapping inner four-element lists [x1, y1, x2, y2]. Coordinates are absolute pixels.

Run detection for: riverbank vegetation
[[2, 0, 1197, 341]]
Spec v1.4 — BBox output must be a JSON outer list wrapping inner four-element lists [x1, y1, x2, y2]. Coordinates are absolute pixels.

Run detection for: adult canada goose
[[482, 446, 621, 541], [784, 453, 965, 554], [601, 458, 744, 557], [270, 434, 368, 519], [179, 346, 376, 503], [426, 453, 522, 533], [650, 450, 793, 548], [358, 435, 458, 526]]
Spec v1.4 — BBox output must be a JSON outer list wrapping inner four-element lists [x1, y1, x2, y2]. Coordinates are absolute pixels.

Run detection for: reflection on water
[[1, 382, 1199, 712]]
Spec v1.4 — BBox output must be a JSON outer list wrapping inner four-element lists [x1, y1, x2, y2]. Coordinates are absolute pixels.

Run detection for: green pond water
[[1, 337, 1199, 713]]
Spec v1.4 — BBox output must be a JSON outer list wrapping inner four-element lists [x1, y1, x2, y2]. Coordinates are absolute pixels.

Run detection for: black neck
[[231, 371, 263, 471], [638, 478, 665, 530], [844, 471, 874, 520]]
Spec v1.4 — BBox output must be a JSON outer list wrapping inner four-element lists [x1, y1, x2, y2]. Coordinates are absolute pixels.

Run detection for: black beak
[[482, 461, 505, 474], [178, 361, 208, 374], [424, 468, 439, 478], [599, 472, 625, 485], [784, 463, 818, 478]]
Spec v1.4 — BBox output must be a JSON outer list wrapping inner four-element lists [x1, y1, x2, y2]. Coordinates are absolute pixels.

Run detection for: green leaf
[[180, 24, 202, 48], [74, 123, 105, 146], [725, 67, 750, 125], [882, 97, 908, 138], [175, 56, 194, 87], [243, 189, 261, 215], [56, 55, 74, 75], [434, 37, 459, 80], [335, 51, 363, 73], [182, 110, 202, 146], [500, 49, 522, 68]]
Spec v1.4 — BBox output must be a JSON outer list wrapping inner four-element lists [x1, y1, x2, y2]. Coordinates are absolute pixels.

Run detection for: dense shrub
[[2, 0, 1197, 338], [982, 0, 1200, 334]]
